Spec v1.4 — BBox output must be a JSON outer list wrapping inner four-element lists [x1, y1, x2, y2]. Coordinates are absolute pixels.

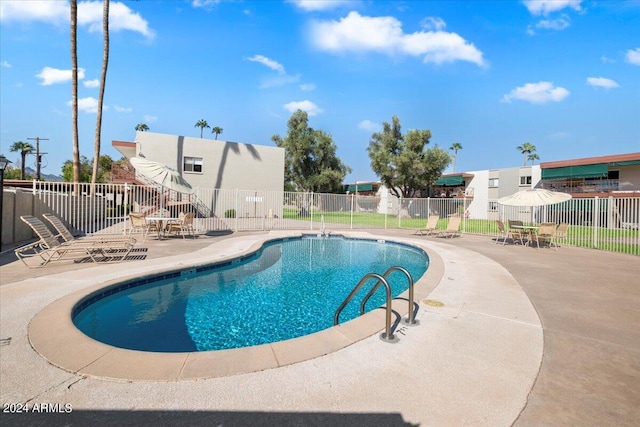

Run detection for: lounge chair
[[414, 215, 439, 236], [166, 212, 195, 239], [15, 215, 136, 268], [43, 213, 136, 245], [437, 216, 461, 238]]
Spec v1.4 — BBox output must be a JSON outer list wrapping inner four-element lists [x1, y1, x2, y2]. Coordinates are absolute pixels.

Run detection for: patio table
[[510, 225, 539, 247], [145, 217, 180, 240]]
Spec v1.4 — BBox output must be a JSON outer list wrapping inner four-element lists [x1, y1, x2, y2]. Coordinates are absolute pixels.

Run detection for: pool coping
[[27, 231, 445, 382]]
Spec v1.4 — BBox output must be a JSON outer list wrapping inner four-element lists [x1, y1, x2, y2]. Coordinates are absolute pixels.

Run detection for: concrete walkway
[[0, 230, 638, 426]]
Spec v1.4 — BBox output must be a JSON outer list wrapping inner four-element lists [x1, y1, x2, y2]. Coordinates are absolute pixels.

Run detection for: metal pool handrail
[[334, 273, 395, 341], [359, 266, 416, 325]]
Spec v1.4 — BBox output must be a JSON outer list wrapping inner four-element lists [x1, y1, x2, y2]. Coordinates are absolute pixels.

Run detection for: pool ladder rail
[[334, 266, 417, 342]]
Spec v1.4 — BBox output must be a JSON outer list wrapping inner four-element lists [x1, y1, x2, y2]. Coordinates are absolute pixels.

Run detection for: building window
[[520, 176, 532, 186], [488, 201, 498, 211], [184, 156, 203, 173], [489, 178, 499, 187]]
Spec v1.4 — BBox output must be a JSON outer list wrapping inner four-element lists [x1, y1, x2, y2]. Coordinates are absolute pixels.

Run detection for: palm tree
[[517, 142, 536, 166], [70, 0, 80, 183], [91, 0, 110, 186], [211, 126, 223, 140], [194, 119, 209, 138], [9, 141, 34, 180], [135, 123, 149, 132], [449, 142, 463, 173], [528, 153, 540, 165]]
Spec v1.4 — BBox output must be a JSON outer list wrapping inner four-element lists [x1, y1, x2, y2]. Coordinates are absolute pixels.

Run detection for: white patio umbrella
[[497, 189, 572, 207], [129, 157, 193, 194]]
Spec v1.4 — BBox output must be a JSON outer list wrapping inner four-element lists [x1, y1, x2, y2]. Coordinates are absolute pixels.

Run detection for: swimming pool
[[73, 235, 429, 353]]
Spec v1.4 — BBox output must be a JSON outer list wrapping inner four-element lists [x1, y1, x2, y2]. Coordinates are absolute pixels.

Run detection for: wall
[[134, 132, 285, 192]]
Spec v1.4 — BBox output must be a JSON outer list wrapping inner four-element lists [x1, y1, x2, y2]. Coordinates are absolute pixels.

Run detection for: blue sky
[[1, 0, 639, 183]]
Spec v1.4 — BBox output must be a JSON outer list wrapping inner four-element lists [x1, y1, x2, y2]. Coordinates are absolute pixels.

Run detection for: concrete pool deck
[[0, 229, 638, 426]]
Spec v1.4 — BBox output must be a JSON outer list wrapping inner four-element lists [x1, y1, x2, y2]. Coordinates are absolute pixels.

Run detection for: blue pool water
[[73, 235, 429, 352]]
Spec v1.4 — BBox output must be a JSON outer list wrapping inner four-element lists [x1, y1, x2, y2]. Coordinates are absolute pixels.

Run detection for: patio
[[0, 230, 638, 426]]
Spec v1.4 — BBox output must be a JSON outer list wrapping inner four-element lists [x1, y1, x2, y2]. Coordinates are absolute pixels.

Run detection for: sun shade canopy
[[541, 164, 608, 180], [435, 176, 464, 186], [345, 183, 373, 192]]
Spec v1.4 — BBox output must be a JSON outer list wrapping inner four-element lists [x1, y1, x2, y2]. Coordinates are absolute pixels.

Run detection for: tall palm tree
[[135, 123, 149, 132], [70, 0, 80, 184], [9, 141, 34, 180], [91, 0, 110, 186], [211, 126, 223, 140], [517, 142, 536, 166], [528, 153, 540, 165], [194, 119, 209, 138], [449, 142, 463, 173]]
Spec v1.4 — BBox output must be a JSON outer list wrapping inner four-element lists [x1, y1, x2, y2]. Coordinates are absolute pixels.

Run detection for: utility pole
[[27, 137, 49, 181]]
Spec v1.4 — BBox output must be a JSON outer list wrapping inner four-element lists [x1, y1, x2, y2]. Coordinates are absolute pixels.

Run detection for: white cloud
[[586, 77, 620, 89], [0, 1, 68, 24], [283, 100, 323, 116], [83, 79, 100, 88], [300, 83, 316, 91], [144, 115, 157, 123], [247, 55, 285, 74], [420, 17, 446, 31], [523, 0, 582, 16], [309, 11, 486, 66], [600, 55, 615, 63], [2, 60, 11, 68], [36, 66, 85, 86], [67, 96, 101, 113], [501, 81, 570, 104], [114, 105, 132, 113], [79, 1, 155, 39], [192, 0, 221, 9], [535, 15, 570, 31], [288, 0, 351, 11], [626, 47, 640, 65], [0, 1, 154, 39], [358, 120, 380, 132]]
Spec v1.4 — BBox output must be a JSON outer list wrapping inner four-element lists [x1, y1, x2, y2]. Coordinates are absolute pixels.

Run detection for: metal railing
[[4, 181, 638, 256]]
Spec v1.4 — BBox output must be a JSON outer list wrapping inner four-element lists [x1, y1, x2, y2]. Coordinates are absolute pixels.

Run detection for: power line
[[27, 137, 49, 181]]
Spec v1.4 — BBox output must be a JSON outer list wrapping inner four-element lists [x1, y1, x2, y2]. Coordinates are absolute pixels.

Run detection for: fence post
[[350, 194, 355, 229], [310, 192, 314, 230], [234, 189, 239, 232], [592, 197, 599, 249]]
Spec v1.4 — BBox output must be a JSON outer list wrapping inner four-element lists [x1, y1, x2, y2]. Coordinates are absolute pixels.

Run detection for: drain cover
[[423, 299, 444, 307]]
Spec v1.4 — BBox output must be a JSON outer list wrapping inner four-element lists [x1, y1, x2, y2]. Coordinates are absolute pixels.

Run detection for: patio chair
[[437, 216, 461, 238], [495, 220, 509, 245], [507, 220, 525, 245], [533, 222, 557, 250], [414, 215, 439, 236], [166, 212, 195, 239], [15, 216, 136, 268], [128, 212, 160, 242], [43, 213, 136, 245]]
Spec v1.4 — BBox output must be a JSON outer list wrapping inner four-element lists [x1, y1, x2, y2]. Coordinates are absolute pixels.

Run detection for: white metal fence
[[17, 181, 640, 256]]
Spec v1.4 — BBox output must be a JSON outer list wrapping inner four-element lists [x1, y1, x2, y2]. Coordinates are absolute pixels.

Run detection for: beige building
[[113, 131, 285, 192]]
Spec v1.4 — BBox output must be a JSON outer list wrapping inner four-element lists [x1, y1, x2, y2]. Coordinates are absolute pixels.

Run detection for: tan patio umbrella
[[498, 189, 571, 207], [129, 157, 193, 194]]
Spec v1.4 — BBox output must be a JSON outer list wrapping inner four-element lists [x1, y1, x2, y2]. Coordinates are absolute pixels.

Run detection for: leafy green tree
[[211, 126, 223, 140], [368, 115, 451, 200], [528, 153, 540, 165], [135, 123, 149, 132], [517, 142, 536, 166], [449, 142, 463, 173], [2, 164, 24, 180], [9, 141, 34, 180], [62, 155, 113, 183], [194, 119, 209, 138], [271, 109, 351, 193]]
